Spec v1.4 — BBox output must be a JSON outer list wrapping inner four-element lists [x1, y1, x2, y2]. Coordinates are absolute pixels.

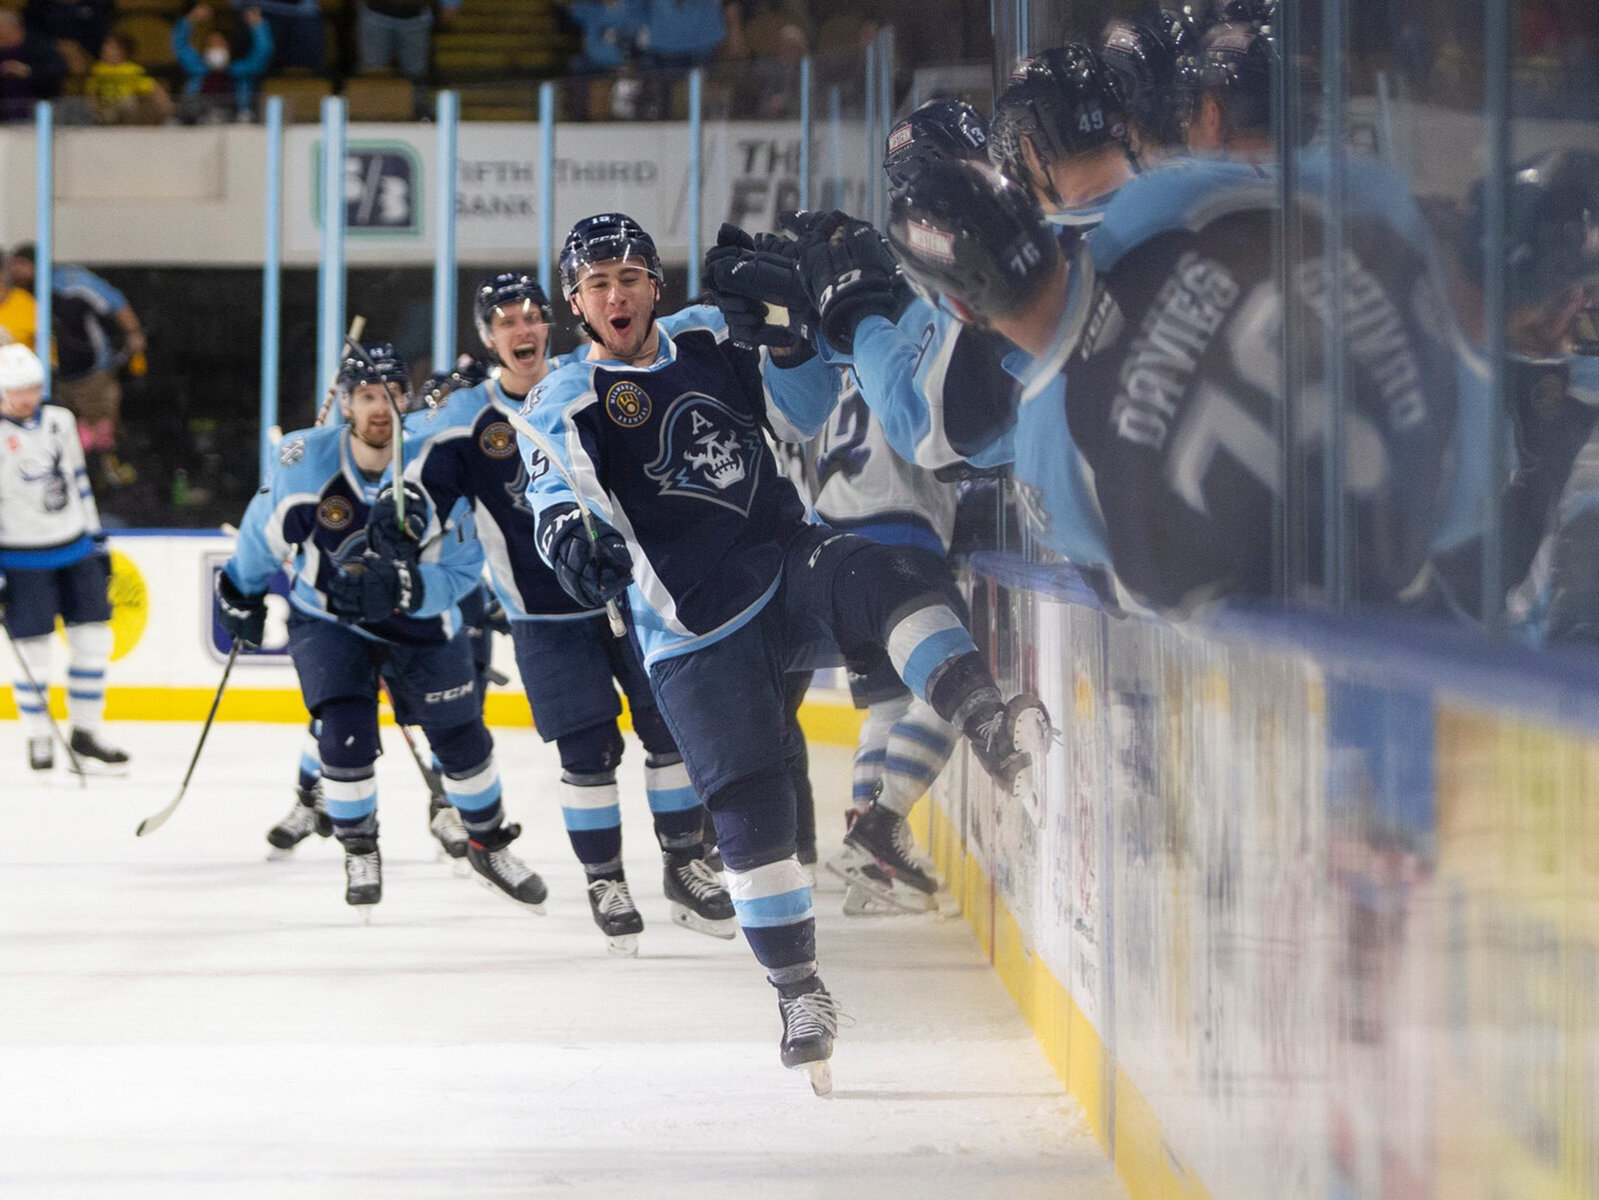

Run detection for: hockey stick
[[315, 316, 367, 427], [135, 640, 241, 836], [2, 621, 87, 783], [505, 409, 628, 638], [379, 681, 446, 799]]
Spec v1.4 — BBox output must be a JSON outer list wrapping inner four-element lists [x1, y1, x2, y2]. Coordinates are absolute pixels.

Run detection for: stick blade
[[135, 798, 180, 837]]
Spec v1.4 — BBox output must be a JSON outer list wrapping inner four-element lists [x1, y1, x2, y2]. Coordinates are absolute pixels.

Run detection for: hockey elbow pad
[[217, 571, 268, 649], [537, 502, 634, 610]]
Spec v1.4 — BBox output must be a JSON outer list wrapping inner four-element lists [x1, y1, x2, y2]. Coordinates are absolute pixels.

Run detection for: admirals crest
[[644, 393, 763, 516]]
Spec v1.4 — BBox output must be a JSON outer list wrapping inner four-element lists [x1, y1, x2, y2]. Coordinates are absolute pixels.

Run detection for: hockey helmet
[[0, 342, 44, 393], [1177, 20, 1277, 141], [883, 98, 990, 194], [559, 213, 663, 299], [887, 159, 1062, 325], [1100, 14, 1186, 150], [337, 342, 412, 407], [988, 44, 1130, 197], [474, 272, 552, 343], [1461, 148, 1599, 307]]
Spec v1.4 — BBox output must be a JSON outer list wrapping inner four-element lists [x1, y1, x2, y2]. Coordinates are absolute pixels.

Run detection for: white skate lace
[[430, 806, 467, 841], [675, 858, 726, 901], [589, 877, 636, 916], [782, 990, 846, 1041], [346, 851, 380, 886], [485, 848, 535, 887], [278, 803, 318, 836]]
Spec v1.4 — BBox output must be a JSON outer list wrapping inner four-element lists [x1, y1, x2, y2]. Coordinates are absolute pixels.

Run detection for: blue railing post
[[432, 89, 460, 372], [33, 102, 52, 395], [259, 96, 284, 483], [799, 56, 812, 211], [316, 96, 347, 418], [687, 68, 704, 297], [539, 80, 556, 302]]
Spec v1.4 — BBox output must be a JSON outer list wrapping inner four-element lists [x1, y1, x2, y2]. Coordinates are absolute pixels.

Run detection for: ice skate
[[964, 693, 1052, 805], [842, 799, 940, 897], [467, 823, 548, 913], [27, 736, 52, 772], [662, 850, 736, 940], [67, 728, 129, 776], [827, 844, 935, 914], [266, 785, 332, 857], [776, 976, 842, 1097], [587, 875, 644, 957], [342, 835, 382, 914], [427, 795, 470, 864]]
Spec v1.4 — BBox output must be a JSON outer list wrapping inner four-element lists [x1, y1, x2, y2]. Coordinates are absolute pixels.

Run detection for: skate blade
[[828, 852, 935, 914], [265, 845, 299, 862], [472, 874, 547, 915], [68, 760, 129, 778], [934, 889, 962, 919], [605, 933, 641, 957], [669, 904, 738, 940], [449, 857, 474, 879], [796, 1059, 833, 1097], [352, 905, 377, 925]]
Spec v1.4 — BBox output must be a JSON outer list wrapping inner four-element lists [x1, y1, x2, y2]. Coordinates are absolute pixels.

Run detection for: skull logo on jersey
[[644, 393, 763, 516]]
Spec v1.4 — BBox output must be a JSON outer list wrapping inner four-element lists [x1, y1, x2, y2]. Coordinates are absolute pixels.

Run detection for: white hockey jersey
[[0, 402, 101, 567]]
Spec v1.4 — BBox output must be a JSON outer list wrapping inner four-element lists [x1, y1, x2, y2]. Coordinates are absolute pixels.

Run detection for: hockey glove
[[366, 482, 429, 561], [217, 571, 268, 649], [482, 591, 512, 636], [797, 217, 903, 355], [326, 554, 424, 624], [537, 502, 634, 610]]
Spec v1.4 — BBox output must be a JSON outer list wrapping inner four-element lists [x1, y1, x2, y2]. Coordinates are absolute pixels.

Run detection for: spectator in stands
[[236, 0, 323, 73], [566, 0, 640, 73], [356, 0, 458, 115], [738, 21, 805, 117], [8, 244, 147, 476], [0, 10, 66, 123], [85, 32, 173, 124], [637, 0, 725, 69], [22, 0, 111, 68], [0, 252, 38, 349], [172, 4, 274, 123]]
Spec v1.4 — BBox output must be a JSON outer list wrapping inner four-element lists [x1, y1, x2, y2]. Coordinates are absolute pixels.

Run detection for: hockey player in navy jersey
[[401, 270, 734, 956], [517, 213, 1048, 1091], [1100, 11, 1194, 161], [218, 343, 547, 914], [0, 342, 128, 774], [888, 156, 1457, 618]]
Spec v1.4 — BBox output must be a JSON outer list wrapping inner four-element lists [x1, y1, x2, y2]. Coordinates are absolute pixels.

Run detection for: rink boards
[[0, 532, 863, 744], [921, 553, 1596, 1200]]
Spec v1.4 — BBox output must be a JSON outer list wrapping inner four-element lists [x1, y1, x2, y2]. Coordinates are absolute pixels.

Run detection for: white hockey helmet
[[0, 342, 44, 394]]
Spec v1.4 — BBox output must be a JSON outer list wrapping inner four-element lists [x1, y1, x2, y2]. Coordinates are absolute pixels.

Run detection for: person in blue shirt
[[217, 343, 548, 916], [404, 271, 734, 956], [172, 4, 273, 122], [517, 213, 1049, 1093]]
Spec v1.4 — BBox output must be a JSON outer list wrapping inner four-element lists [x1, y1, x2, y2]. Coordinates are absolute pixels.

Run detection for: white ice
[[0, 720, 1125, 1200]]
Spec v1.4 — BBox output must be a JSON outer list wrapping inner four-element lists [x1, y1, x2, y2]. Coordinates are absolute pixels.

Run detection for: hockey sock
[[642, 753, 704, 852], [710, 767, 814, 969], [724, 856, 817, 971], [64, 622, 112, 735], [879, 697, 956, 818], [322, 765, 378, 837], [297, 719, 322, 791], [442, 758, 504, 837], [852, 693, 908, 815], [630, 702, 678, 760], [885, 604, 982, 706], [925, 650, 1004, 730], [315, 698, 380, 835], [560, 770, 623, 867], [11, 634, 53, 740]]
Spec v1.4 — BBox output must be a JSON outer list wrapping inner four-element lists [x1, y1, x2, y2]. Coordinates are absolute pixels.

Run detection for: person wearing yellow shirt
[[0, 251, 36, 349], [84, 33, 171, 124]]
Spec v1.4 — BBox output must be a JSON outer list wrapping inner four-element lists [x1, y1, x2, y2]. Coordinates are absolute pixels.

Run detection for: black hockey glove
[[537, 501, 634, 610], [366, 482, 428, 561], [797, 216, 903, 355], [217, 571, 267, 649], [704, 225, 816, 361], [326, 554, 424, 624]]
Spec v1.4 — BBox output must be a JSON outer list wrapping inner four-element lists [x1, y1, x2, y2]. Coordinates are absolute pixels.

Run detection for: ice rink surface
[[0, 720, 1124, 1200]]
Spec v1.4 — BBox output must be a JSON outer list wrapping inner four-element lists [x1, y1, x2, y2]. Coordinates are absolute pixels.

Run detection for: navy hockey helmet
[[1462, 148, 1599, 307], [558, 213, 663, 299], [883, 98, 990, 194], [473, 272, 551, 342], [988, 44, 1130, 197], [1100, 14, 1185, 149], [1177, 20, 1277, 141], [887, 159, 1062, 326], [337, 342, 411, 406]]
